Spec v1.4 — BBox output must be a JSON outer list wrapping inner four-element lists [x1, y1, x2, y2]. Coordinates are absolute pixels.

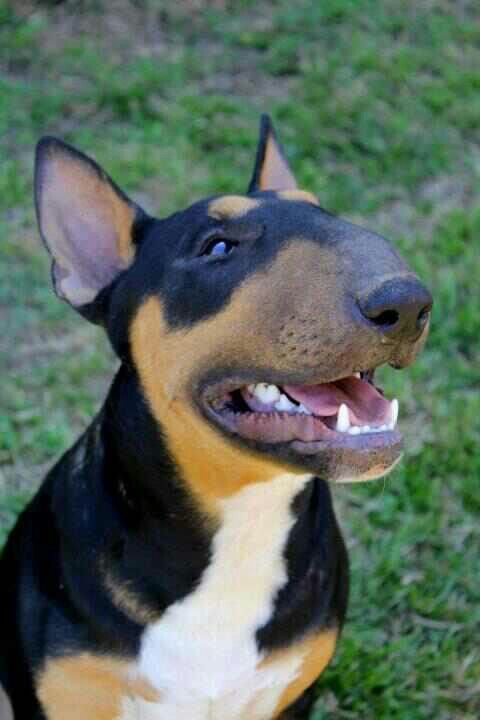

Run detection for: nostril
[[368, 309, 399, 328]]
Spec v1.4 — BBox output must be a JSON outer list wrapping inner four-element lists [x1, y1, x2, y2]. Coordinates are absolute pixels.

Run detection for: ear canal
[[34, 137, 146, 318], [248, 114, 298, 193]]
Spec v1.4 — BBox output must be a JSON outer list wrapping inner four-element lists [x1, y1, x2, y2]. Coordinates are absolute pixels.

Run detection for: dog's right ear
[[34, 137, 148, 322]]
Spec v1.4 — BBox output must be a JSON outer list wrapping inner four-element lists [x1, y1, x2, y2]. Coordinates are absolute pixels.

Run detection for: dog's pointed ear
[[34, 137, 147, 318], [248, 114, 298, 193]]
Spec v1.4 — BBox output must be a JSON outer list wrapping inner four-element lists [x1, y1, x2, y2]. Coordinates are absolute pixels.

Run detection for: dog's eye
[[202, 238, 237, 257]]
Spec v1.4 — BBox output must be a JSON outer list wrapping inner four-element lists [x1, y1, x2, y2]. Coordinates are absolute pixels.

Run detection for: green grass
[[0, 1, 479, 717]]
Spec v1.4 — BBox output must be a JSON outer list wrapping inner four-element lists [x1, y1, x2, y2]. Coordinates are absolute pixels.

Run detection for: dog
[[0, 115, 432, 719]]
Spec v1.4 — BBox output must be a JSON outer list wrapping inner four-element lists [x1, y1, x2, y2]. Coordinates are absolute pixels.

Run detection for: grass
[[0, 1, 479, 717]]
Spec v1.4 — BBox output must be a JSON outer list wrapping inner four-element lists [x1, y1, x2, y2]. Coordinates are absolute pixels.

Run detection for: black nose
[[358, 276, 432, 341]]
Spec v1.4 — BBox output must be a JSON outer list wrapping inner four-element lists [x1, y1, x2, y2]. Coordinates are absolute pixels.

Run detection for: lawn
[[0, 1, 479, 718]]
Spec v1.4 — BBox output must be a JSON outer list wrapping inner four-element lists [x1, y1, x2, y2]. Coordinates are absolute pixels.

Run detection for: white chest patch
[[121, 473, 311, 720]]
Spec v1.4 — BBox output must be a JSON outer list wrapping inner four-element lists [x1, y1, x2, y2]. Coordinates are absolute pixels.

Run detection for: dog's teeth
[[336, 403, 350, 432], [390, 398, 399, 429], [275, 393, 296, 412], [298, 403, 312, 415], [253, 383, 281, 404], [348, 426, 361, 435], [354, 372, 361, 379]]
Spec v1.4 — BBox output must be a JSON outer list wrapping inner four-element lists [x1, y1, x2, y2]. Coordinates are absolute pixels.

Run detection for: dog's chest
[[121, 474, 309, 720]]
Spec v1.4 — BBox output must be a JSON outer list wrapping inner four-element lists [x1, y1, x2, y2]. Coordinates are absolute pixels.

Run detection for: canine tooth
[[275, 393, 296, 412], [354, 372, 361, 378], [336, 403, 350, 432], [390, 398, 399, 429], [254, 383, 281, 404]]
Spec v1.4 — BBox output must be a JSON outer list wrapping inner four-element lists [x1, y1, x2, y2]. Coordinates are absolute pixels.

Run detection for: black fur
[[257, 478, 349, 652]]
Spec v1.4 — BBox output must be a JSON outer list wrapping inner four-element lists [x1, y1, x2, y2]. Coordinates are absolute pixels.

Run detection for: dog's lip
[[289, 429, 403, 454]]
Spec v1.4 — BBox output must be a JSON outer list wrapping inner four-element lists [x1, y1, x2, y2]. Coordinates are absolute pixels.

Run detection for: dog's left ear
[[34, 137, 148, 321], [248, 114, 298, 192]]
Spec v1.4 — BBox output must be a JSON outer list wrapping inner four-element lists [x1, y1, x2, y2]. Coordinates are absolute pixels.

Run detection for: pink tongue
[[284, 377, 391, 426]]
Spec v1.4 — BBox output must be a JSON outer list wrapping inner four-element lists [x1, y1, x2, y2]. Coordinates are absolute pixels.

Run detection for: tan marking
[[259, 135, 298, 191], [277, 189, 319, 206], [130, 295, 284, 516], [268, 629, 338, 718], [102, 564, 160, 625], [37, 653, 159, 720], [208, 195, 259, 220]]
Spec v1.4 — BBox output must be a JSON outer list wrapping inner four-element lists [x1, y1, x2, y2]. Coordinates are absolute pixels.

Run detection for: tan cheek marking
[[36, 653, 159, 720], [277, 190, 319, 206], [130, 241, 343, 513], [267, 629, 338, 718], [208, 195, 260, 219], [130, 296, 283, 516], [48, 155, 136, 264]]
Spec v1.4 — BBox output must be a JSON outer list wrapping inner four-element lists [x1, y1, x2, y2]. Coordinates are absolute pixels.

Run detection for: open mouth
[[204, 369, 399, 447]]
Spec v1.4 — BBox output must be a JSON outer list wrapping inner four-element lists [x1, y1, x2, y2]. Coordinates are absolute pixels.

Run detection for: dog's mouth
[[210, 369, 397, 438], [200, 366, 403, 481]]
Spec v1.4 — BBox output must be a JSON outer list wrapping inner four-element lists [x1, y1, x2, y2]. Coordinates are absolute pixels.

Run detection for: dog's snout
[[358, 276, 432, 341]]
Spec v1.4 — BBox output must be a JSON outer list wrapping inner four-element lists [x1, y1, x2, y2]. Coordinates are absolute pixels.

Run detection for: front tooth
[[336, 403, 350, 432], [390, 398, 399, 429], [275, 393, 296, 412], [254, 383, 281, 404], [348, 426, 361, 435]]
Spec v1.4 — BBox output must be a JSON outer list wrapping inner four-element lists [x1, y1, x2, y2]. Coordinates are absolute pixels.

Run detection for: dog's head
[[34, 116, 432, 506]]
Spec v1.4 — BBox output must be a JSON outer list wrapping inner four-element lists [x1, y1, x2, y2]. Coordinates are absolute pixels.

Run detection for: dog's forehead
[[172, 190, 323, 236]]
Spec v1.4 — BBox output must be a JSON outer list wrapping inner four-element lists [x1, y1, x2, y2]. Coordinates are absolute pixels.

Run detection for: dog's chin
[[199, 368, 404, 483]]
